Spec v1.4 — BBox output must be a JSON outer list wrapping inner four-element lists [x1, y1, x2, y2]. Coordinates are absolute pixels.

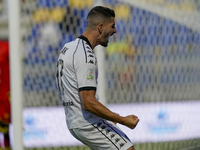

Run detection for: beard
[[100, 39, 108, 47], [100, 32, 110, 47]]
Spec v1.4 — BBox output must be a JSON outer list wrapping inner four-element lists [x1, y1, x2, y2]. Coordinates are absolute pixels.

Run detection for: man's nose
[[114, 27, 117, 33]]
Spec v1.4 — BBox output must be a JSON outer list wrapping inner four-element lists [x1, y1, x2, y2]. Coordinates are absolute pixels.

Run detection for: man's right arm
[[80, 90, 139, 129]]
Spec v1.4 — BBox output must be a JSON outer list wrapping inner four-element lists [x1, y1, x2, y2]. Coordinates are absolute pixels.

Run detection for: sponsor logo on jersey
[[87, 69, 94, 80], [62, 101, 74, 107]]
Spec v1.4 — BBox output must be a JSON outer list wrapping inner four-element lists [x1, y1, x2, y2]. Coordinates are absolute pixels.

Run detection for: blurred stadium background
[[1, 0, 200, 149]]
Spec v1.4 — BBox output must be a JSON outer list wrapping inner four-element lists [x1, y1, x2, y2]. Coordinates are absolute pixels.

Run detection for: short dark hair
[[86, 6, 115, 30]]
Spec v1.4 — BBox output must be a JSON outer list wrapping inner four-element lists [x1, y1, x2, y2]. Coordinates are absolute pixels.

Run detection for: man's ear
[[98, 23, 103, 34]]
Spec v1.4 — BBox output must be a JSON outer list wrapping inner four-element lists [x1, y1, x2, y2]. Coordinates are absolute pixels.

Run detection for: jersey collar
[[78, 35, 93, 49]]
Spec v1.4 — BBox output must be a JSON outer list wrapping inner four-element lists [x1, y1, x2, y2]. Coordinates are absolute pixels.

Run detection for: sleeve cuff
[[79, 86, 96, 92]]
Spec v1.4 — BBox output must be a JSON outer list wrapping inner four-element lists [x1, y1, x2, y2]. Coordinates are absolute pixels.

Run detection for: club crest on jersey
[[87, 69, 94, 80]]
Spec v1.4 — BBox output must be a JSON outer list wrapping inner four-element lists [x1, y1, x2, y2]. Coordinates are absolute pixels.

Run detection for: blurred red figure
[[0, 41, 11, 150]]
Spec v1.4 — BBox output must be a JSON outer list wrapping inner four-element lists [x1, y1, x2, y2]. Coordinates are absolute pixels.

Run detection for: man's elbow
[[80, 90, 96, 111], [82, 102, 91, 111]]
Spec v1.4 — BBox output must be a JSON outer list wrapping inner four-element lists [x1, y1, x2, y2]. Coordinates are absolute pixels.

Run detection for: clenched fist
[[122, 115, 139, 129]]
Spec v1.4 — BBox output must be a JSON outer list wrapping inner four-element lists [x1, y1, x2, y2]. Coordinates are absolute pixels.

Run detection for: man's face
[[99, 17, 117, 47]]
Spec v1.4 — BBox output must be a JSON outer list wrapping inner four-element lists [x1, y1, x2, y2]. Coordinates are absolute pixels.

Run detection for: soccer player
[[0, 41, 11, 150], [56, 6, 139, 150]]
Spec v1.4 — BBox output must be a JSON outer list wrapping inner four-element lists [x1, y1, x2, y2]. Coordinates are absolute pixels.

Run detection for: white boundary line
[[179, 144, 200, 150]]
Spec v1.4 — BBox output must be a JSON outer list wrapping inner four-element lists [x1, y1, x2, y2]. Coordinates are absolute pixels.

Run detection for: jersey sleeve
[[75, 52, 97, 92]]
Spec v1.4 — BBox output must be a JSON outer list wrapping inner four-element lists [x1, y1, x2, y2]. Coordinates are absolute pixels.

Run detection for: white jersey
[[56, 35, 101, 129]]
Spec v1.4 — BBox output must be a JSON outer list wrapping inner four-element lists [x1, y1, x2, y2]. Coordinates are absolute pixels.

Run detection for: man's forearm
[[83, 96, 125, 124], [80, 90, 139, 129]]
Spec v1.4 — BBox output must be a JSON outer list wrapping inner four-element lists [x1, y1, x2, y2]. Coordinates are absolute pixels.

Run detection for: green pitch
[[25, 138, 200, 150]]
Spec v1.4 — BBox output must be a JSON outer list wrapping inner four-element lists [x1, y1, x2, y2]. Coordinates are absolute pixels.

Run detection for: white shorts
[[69, 119, 134, 150]]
